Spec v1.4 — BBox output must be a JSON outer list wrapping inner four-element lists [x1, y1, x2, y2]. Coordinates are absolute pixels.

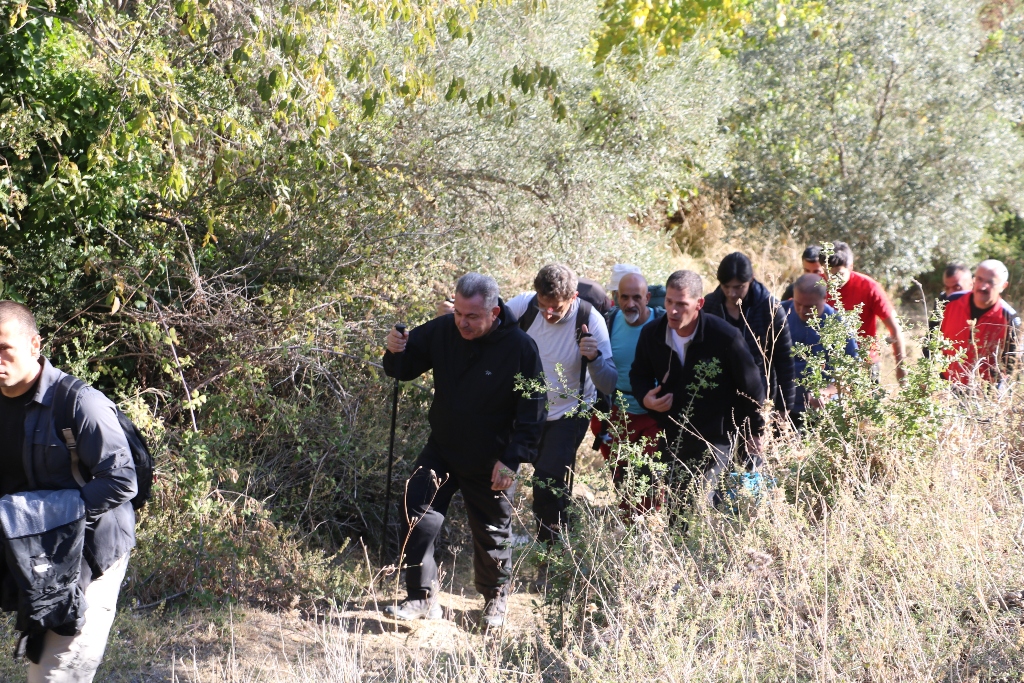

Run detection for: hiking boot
[[480, 594, 508, 629], [383, 597, 442, 621]]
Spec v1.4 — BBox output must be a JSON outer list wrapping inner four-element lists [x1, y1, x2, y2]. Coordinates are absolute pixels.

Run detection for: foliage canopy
[[2, 0, 1024, 607]]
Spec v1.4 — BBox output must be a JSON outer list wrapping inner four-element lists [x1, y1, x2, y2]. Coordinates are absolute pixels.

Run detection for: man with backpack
[[591, 271, 666, 513], [505, 265, 616, 548], [0, 301, 141, 682], [782, 274, 859, 431], [702, 252, 796, 417]]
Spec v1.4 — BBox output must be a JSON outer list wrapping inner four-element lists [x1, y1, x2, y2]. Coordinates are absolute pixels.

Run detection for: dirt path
[[24, 450, 610, 682]]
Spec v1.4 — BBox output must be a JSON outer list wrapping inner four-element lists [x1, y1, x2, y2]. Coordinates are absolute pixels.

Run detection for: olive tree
[[726, 0, 1024, 282]]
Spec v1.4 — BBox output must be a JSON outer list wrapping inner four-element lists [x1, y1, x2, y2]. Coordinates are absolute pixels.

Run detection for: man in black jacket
[[382, 273, 546, 628], [0, 301, 137, 681], [630, 271, 766, 505], [703, 252, 796, 416]]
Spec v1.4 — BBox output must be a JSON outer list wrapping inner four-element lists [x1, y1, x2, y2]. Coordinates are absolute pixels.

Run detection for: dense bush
[[0, 0, 714, 607], [3, 0, 1024, 614]]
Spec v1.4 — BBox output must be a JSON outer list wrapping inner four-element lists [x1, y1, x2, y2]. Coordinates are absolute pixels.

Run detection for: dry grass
[[6, 384, 1010, 682], [0, 396, 1018, 683]]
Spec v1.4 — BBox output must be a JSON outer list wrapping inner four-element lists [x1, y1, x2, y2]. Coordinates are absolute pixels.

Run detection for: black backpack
[[51, 375, 155, 511]]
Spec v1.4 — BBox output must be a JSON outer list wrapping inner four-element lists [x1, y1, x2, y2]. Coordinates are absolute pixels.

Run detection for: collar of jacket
[[705, 279, 771, 317], [472, 298, 517, 344], [27, 357, 63, 408], [657, 310, 707, 349]]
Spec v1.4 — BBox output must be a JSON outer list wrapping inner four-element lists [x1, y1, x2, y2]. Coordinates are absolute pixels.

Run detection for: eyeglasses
[[532, 299, 574, 322], [531, 305, 567, 322]]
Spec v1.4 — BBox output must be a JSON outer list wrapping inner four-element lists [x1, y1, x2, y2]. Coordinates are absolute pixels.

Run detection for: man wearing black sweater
[[702, 252, 796, 416], [630, 270, 767, 505], [381, 273, 547, 628]]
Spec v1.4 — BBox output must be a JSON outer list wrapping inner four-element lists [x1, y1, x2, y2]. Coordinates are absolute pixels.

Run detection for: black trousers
[[401, 444, 514, 600], [533, 416, 590, 543]]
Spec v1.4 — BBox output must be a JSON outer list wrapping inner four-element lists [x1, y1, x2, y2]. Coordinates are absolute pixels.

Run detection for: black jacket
[[629, 312, 766, 454], [703, 279, 796, 414], [382, 300, 547, 473], [0, 489, 88, 662]]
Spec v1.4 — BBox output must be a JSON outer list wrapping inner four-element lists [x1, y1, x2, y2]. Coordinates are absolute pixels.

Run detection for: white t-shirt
[[669, 328, 695, 366], [505, 293, 617, 421]]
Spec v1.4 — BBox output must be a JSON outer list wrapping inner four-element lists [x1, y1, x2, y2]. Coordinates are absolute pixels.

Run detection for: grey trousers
[[666, 441, 734, 507], [28, 553, 129, 683]]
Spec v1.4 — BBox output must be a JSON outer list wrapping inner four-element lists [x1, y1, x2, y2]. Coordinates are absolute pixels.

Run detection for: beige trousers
[[27, 553, 129, 683]]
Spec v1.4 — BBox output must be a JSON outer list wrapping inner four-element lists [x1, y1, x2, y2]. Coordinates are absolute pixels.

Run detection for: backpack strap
[[53, 375, 89, 488], [575, 299, 592, 345], [604, 307, 616, 336], [518, 295, 540, 332], [575, 299, 593, 393]]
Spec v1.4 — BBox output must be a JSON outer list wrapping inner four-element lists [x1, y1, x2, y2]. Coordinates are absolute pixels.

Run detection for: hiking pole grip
[[578, 330, 593, 395], [383, 323, 407, 562]]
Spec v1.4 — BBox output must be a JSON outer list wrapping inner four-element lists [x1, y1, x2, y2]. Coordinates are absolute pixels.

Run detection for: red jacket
[[940, 294, 1021, 384]]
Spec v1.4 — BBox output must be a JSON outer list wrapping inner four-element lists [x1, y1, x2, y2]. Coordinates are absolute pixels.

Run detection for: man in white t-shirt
[[503, 265, 617, 546]]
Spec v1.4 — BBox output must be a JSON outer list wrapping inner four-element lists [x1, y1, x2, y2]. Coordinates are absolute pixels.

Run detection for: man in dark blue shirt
[[781, 275, 858, 430]]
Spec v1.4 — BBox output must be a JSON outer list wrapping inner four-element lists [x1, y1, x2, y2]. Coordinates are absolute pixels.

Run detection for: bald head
[[977, 259, 1009, 284], [618, 272, 648, 293], [793, 273, 826, 299], [973, 259, 1009, 309], [792, 274, 827, 322], [617, 271, 651, 325]]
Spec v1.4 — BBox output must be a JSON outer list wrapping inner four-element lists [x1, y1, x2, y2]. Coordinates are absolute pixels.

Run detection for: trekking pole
[[569, 329, 593, 500], [382, 323, 406, 561]]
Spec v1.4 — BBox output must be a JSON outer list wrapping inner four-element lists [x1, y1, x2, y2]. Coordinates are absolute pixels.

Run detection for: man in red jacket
[[940, 259, 1021, 385], [826, 242, 907, 383]]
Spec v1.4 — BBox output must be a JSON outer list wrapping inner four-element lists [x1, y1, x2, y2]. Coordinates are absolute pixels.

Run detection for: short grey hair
[[533, 264, 578, 301], [455, 272, 500, 309], [793, 273, 827, 298], [665, 270, 703, 299], [976, 259, 1009, 284], [0, 301, 38, 336]]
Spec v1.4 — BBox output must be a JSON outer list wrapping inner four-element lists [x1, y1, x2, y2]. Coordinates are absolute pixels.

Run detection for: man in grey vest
[[0, 301, 137, 682]]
